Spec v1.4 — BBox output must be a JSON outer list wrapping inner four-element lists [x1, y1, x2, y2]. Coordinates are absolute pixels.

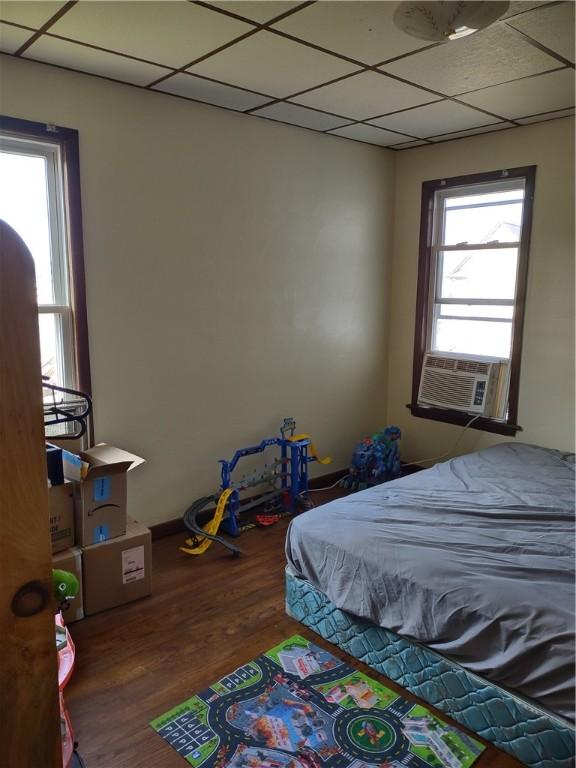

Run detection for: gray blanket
[[285, 443, 575, 720]]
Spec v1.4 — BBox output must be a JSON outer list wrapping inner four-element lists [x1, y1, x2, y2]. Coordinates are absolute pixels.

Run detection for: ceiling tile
[[252, 102, 351, 131], [506, 2, 575, 62], [48, 1, 253, 69], [517, 107, 575, 124], [502, 1, 559, 20], [204, 2, 302, 24], [188, 30, 359, 98], [429, 122, 516, 142], [0, 2, 66, 29], [381, 25, 561, 96], [369, 100, 500, 138], [24, 35, 171, 86], [458, 68, 575, 120], [292, 71, 438, 121], [0, 22, 34, 53], [328, 123, 412, 147], [152, 72, 271, 111], [272, 1, 429, 66]]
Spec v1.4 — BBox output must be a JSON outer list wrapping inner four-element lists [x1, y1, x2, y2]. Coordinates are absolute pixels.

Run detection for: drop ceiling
[[0, 1, 574, 150]]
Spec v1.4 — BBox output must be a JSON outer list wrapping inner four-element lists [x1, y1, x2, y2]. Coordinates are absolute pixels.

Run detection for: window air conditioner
[[418, 353, 507, 417]]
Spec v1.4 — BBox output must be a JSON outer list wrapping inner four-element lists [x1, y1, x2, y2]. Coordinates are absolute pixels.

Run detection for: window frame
[[0, 115, 92, 411], [409, 166, 536, 436]]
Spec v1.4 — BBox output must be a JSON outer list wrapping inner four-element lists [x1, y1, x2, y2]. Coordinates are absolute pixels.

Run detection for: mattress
[[285, 442, 575, 720]]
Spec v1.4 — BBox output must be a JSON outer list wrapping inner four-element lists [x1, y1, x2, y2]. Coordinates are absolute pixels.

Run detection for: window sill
[[406, 403, 522, 436]]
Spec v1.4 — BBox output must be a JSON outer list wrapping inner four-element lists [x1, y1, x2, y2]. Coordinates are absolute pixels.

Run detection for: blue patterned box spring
[[286, 569, 575, 768]]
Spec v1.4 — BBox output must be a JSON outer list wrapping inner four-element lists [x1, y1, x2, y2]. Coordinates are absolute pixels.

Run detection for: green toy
[[52, 568, 79, 608]]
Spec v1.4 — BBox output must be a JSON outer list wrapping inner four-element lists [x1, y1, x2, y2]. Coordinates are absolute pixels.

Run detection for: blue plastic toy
[[181, 418, 331, 556], [343, 426, 402, 490]]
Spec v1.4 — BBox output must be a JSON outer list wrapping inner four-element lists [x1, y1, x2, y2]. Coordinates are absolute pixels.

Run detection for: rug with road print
[[150, 634, 485, 768]]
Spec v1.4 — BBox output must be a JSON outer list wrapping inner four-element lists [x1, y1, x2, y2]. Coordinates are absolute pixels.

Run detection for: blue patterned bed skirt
[[285, 569, 575, 768]]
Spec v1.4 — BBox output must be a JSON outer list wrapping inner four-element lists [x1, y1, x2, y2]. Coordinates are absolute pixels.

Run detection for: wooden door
[[0, 221, 62, 767]]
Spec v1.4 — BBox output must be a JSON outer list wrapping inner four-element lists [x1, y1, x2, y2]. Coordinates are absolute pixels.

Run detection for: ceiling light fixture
[[393, 1, 510, 42]]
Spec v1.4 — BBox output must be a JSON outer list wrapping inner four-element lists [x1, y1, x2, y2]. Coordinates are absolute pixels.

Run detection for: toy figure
[[52, 568, 80, 609], [344, 426, 402, 490]]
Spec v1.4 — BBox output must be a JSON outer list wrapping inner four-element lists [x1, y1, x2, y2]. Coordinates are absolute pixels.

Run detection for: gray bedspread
[[285, 443, 575, 720]]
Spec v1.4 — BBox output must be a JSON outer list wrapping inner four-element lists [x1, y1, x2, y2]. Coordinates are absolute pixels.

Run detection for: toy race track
[[182, 491, 241, 557], [181, 419, 331, 558], [151, 635, 485, 768]]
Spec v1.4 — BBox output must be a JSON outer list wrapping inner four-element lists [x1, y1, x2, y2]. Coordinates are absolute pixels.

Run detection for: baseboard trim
[[150, 468, 349, 540], [150, 516, 188, 541], [400, 461, 425, 475]]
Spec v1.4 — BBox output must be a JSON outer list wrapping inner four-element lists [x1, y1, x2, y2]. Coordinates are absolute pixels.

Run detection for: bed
[[285, 442, 575, 768]]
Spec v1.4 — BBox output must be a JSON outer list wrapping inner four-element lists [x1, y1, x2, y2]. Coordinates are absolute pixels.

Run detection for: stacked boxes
[[49, 443, 151, 619]]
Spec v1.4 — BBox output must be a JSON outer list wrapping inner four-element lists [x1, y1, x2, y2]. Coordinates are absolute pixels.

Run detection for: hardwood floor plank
[[66, 510, 522, 767]]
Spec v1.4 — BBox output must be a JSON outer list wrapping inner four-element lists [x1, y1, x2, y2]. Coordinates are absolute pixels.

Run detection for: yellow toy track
[[288, 433, 332, 465], [180, 488, 234, 556]]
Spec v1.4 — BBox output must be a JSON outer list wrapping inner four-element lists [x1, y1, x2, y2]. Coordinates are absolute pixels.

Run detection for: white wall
[[2, 56, 573, 521], [0, 55, 395, 526], [387, 118, 575, 461]]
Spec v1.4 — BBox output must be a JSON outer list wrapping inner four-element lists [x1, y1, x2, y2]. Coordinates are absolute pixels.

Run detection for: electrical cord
[[297, 416, 480, 502], [302, 474, 350, 493], [297, 474, 351, 510], [300, 416, 480, 496], [405, 414, 481, 467]]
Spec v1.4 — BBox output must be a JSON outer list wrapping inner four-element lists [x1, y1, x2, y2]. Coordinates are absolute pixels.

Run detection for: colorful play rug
[[151, 635, 485, 768]]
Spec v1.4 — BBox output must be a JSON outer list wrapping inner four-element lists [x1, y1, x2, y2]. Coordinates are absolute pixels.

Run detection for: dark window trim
[[0, 115, 92, 407], [409, 165, 536, 437]]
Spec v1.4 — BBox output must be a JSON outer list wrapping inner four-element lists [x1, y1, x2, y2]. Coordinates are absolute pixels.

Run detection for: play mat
[[151, 634, 485, 768]]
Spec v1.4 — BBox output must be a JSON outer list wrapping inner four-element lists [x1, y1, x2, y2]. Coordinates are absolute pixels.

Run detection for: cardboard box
[[82, 517, 152, 616], [46, 443, 64, 485], [53, 546, 84, 623], [67, 443, 145, 547], [48, 481, 75, 554]]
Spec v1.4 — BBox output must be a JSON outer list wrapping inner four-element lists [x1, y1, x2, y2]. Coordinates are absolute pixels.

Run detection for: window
[[410, 167, 536, 436], [0, 117, 90, 404]]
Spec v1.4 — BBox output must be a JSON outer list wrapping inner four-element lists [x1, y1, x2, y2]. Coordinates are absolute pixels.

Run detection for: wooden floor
[[67, 502, 521, 768]]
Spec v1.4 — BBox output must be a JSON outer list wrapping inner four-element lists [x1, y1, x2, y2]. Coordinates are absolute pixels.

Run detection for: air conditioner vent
[[425, 355, 457, 371], [418, 353, 505, 416], [455, 359, 490, 375]]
